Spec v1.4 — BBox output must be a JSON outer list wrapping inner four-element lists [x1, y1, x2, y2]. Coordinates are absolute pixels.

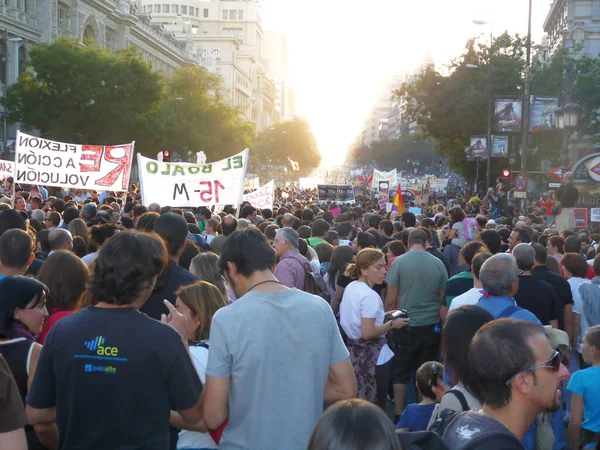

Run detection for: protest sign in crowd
[[0, 134, 599, 450]]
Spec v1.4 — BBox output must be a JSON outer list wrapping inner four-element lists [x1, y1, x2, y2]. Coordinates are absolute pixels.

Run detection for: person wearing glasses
[[441, 319, 570, 449]]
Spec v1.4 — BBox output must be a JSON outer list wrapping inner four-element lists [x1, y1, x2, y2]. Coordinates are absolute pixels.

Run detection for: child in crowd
[[568, 325, 600, 450], [396, 361, 443, 431]]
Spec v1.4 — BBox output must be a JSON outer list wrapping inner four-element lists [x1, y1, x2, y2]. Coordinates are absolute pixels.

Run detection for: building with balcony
[[263, 31, 295, 121], [543, 0, 600, 57], [0, 0, 202, 152], [138, 0, 277, 131]]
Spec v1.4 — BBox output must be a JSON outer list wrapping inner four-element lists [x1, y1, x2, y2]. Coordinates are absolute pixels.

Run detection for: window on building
[[229, 9, 237, 19], [181, 5, 187, 14], [238, 9, 243, 20], [147, 5, 152, 13], [105, 29, 115, 51], [154, 4, 161, 13], [201, 49, 207, 59], [203, 8, 208, 17], [222, 9, 228, 19], [196, 8, 199, 16], [58, 4, 71, 29], [162, 4, 169, 12], [212, 49, 221, 60], [191, 25, 198, 34], [172, 4, 178, 13]]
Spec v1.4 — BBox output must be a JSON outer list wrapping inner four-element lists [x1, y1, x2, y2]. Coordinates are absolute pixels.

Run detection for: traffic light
[[502, 169, 510, 178], [438, 159, 443, 168], [162, 150, 170, 162]]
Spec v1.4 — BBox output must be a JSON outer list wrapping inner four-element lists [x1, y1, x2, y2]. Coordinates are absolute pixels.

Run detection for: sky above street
[[260, 0, 552, 166]]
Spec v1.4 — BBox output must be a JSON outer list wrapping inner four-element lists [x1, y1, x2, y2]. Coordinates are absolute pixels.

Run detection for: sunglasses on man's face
[[505, 350, 561, 385]]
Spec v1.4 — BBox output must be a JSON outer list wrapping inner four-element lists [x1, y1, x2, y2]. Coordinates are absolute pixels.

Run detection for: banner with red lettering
[[15, 131, 134, 191], [244, 180, 274, 209]]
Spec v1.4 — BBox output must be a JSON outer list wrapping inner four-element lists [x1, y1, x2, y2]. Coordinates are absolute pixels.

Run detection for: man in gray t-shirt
[[384, 229, 448, 419], [203, 229, 356, 450]]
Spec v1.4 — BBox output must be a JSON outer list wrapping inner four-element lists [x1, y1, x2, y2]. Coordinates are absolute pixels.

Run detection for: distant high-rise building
[[138, 0, 276, 131], [263, 31, 296, 121]]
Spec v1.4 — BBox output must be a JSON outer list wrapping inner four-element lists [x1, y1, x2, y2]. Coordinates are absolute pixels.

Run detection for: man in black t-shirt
[[141, 213, 199, 320], [441, 320, 569, 449], [530, 243, 573, 336], [513, 244, 560, 327], [27, 231, 203, 450]]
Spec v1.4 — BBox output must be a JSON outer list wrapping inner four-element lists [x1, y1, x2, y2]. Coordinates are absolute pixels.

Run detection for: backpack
[[396, 430, 450, 450], [303, 266, 332, 302], [462, 217, 478, 241]]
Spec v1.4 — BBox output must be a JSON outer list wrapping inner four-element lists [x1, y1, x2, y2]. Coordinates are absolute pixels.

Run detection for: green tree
[[348, 136, 439, 173], [156, 66, 255, 161], [7, 38, 163, 153], [398, 33, 527, 177], [252, 117, 320, 176]]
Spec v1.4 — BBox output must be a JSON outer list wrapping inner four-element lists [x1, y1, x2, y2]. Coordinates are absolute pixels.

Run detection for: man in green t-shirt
[[306, 218, 329, 248], [384, 228, 448, 421]]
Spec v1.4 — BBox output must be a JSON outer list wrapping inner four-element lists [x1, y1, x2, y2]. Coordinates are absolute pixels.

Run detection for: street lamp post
[[554, 61, 579, 176], [472, 19, 493, 190]]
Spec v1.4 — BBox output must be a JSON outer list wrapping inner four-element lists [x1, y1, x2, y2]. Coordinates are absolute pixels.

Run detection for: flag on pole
[[287, 156, 300, 172], [392, 184, 404, 213]]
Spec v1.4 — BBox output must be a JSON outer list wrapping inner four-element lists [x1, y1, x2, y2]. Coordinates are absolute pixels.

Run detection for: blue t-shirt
[[397, 402, 437, 431], [476, 295, 542, 325], [567, 366, 600, 432]]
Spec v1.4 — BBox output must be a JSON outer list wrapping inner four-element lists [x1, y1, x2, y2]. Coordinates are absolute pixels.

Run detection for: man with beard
[[442, 320, 570, 449]]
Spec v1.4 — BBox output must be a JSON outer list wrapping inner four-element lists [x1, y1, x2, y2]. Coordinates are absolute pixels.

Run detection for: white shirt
[[177, 344, 217, 449], [449, 287, 483, 312], [81, 251, 98, 267], [572, 280, 600, 353], [339, 281, 393, 365], [568, 277, 586, 296]]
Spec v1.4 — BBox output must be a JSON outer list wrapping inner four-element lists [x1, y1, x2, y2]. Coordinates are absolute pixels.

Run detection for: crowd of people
[[0, 171, 598, 450]]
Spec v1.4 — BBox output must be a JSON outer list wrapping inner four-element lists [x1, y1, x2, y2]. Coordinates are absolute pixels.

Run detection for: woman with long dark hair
[[427, 305, 494, 427], [36, 250, 89, 344], [325, 245, 354, 314], [0, 276, 57, 449]]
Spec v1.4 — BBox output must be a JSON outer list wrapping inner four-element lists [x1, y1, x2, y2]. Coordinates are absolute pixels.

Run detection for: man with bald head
[[281, 213, 295, 228], [555, 171, 579, 233], [513, 243, 560, 327], [48, 228, 73, 254]]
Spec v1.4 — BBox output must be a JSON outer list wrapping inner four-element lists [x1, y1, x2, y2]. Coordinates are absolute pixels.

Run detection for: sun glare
[[260, 0, 548, 170]]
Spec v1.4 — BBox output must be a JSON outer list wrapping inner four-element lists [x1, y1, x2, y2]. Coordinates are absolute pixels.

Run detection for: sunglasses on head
[[505, 350, 561, 385]]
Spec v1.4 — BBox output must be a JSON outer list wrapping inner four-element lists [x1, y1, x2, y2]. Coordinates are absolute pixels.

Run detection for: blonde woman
[[170, 281, 227, 450], [189, 252, 231, 302], [340, 248, 409, 408], [68, 218, 90, 251]]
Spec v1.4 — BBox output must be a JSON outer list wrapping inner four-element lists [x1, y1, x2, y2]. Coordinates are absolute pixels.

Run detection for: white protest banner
[[591, 208, 600, 223], [15, 131, 134, 191], [0, 159, 14, 182], [137, 149, 249, 207], [243, 179, 274, 209], [372, 169, 397, 190]]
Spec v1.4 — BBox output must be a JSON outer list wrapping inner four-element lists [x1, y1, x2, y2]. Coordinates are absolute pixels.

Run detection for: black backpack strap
[[189, 340, 209, 350], [446, 389, 469, 412]]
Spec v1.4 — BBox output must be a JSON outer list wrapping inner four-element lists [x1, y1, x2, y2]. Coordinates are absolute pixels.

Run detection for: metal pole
[[486, 29, 493, 190], [475, 156, 480, 193], [520, 0, 533, 175], [2, 29, 7, 160]]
